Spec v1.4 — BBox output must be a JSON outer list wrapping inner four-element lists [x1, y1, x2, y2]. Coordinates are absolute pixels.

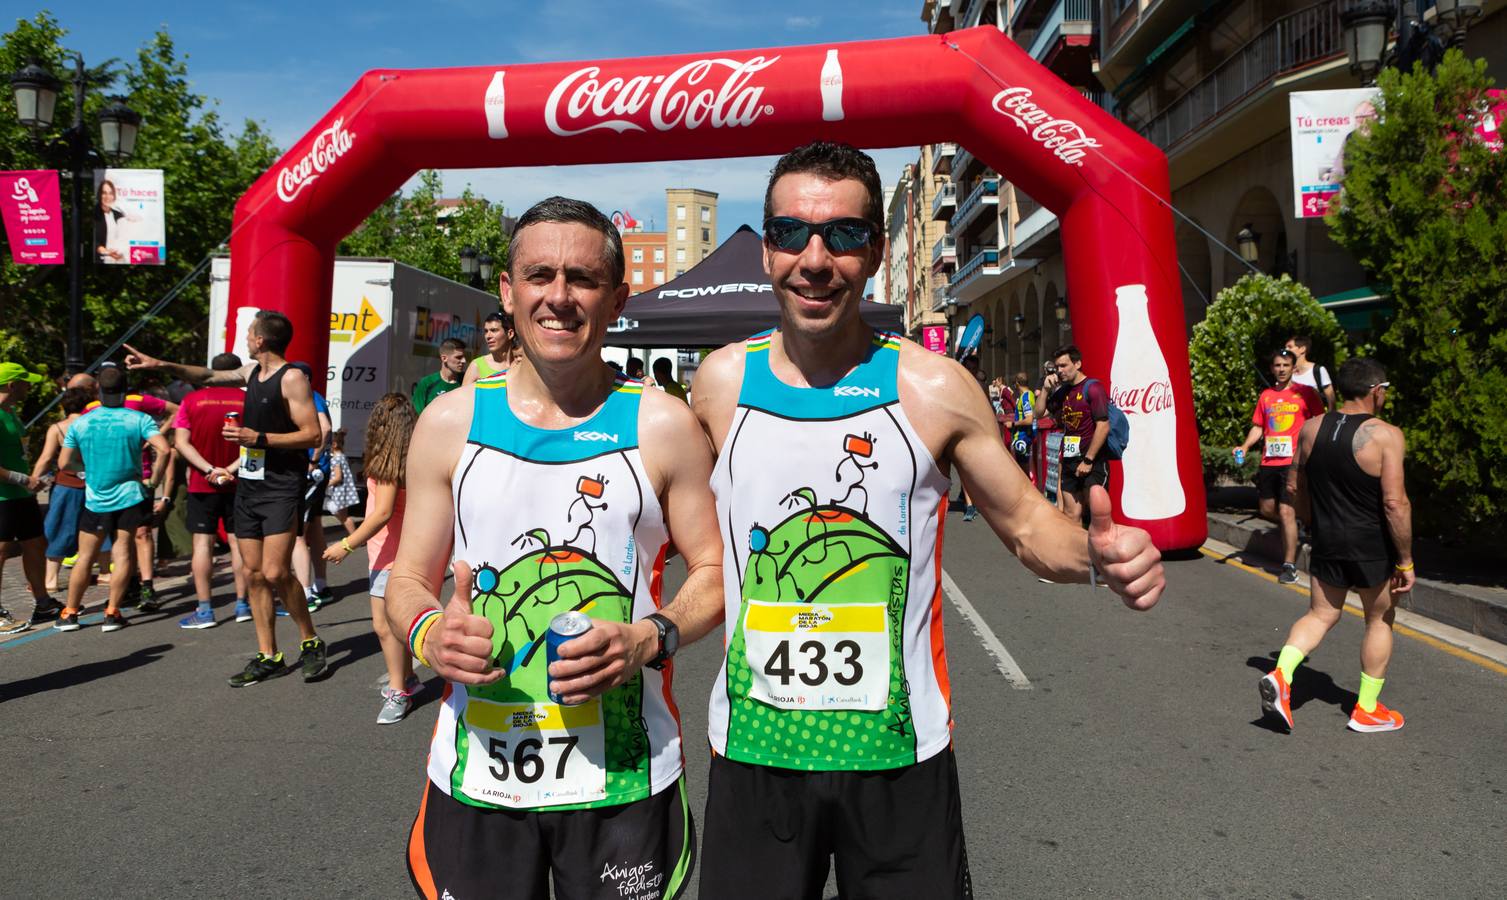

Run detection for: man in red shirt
[[172, 353, 249, 628], [1047, 344, 1111, 526], [1233, 348, 1324, 583]]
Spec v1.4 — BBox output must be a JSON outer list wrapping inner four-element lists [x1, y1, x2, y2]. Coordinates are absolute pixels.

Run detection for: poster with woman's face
[[93, 168, 165, 265]]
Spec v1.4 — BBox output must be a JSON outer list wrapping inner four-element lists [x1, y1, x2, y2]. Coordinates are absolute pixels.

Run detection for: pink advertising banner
[[1, 170, 64, 265], [1475, 88, 1505, 152], [922, 325, 947, 354]]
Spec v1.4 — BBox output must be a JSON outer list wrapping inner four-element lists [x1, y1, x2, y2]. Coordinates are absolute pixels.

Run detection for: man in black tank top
[[126, 310, 330, 687], [1257, 358, 1414, 735]]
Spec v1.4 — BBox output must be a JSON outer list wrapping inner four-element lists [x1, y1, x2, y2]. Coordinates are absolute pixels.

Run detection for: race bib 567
[[460, 698, 607, 809]]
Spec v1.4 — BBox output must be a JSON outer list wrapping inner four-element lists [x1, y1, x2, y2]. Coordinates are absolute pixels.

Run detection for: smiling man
[[689, 142, 1167, 898], [387, 197, 724, 900]]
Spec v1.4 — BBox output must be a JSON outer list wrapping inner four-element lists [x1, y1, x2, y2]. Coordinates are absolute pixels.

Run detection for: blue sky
[[37, 0, 928, 236]]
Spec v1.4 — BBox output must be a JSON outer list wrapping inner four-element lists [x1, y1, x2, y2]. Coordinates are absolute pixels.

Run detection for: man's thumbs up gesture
[[1086, 485, 1165, 611], [425, 561, 504, 685]]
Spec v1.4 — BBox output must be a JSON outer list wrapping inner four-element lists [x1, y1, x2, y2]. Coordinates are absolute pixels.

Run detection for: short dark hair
[[961, 354, 980, 370], [211, 352, 242, 371], [1335, 357, 1386, 400], [97, 365, 127, 395], [764, 141, 884, 226], [1270, 348, 1297, 366], [653, 357, 673, 373], [511, 196, 624, 286], [59, 386, 92, 415], [254, 310, 294, 355], [625, 358, 645, 377], [1289, 334, 1313, 354], [1052, 344, 1082, 363], [439, 338, 466, 353]]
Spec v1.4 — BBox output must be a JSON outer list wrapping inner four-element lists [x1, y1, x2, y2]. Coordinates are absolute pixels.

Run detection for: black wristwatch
[[643, 613, 680, 671], [254, 431, 269, 449]]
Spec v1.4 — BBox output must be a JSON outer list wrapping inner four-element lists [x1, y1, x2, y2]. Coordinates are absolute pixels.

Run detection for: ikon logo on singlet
[[833, 386, 880, 398], [573, 431, 619, 443]]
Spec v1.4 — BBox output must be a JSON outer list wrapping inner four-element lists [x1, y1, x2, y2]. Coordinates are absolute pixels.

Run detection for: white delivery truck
[[207, 256, 499, 457]]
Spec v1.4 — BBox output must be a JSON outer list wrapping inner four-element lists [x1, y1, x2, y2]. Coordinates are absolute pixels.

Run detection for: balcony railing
[[951, 178, 1000, 233], [952, 146, 979, 181], [931, 142, 958, 175], [950, 248, 1001, 285], [1026, 0, 1099, 63], [1136, 0, 1344, 151], [932, 234, 957, 265], [931, 182, 957, 220]]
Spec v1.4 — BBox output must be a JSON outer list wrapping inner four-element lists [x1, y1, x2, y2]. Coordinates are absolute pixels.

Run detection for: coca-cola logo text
[[1112, 381, 1175, 415], [991, 88, 1101, 167], [277, 118, 356, 204], [544, 56, 779, 137]]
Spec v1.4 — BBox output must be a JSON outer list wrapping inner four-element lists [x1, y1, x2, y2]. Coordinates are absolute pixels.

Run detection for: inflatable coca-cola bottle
[[1110, 284, 1185, 520]]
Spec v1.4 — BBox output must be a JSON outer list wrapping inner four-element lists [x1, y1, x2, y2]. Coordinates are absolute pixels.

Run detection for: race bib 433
[[742, 600, 889, 711], [460, 698, 607, 809]]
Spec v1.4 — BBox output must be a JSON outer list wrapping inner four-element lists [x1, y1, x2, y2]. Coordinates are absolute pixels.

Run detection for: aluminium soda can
[[1233, 448, 1245, 465], [546, 611, 593, 706]]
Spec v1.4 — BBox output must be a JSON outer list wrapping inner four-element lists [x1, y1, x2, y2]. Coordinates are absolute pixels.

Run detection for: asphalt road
[[3, 512, 1504, 899]]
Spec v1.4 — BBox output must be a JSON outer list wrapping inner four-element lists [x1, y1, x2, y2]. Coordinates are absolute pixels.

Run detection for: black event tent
[[605, 224, 904, 348]]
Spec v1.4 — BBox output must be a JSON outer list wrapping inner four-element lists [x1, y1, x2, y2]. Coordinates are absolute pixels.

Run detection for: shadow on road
[[3, 643, 173, 701], [1246, 654, 1358, 732], [318, 629, 385, 679]]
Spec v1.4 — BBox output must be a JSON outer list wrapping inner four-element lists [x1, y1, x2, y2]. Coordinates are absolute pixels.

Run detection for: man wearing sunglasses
[[1259, 357, 1413, 735], [689, 141, 1166, 898]]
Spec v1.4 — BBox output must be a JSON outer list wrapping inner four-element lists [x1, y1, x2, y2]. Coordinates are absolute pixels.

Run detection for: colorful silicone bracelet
[[408, 608, 442, 666], [1394, 562, 1415, 571]]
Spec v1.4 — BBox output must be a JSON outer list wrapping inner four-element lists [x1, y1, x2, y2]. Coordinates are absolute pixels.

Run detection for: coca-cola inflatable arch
[[227, 27, 1206, 550]]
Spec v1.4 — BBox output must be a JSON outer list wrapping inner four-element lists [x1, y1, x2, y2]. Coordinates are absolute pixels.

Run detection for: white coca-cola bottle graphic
[[1110, 284, 1186, 519], [820, 50, 845, 122], [485, 71, 509, 139]]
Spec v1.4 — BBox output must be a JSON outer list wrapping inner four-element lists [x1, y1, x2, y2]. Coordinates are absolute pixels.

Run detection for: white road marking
[[942, 568, 1032, 690]]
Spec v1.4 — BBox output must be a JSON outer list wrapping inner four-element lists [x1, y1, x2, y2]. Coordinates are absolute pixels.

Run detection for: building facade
[[621, 228, 669, 292], [665, 188, 718, 280]]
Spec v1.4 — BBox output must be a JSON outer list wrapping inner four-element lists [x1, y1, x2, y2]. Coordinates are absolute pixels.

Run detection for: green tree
[[340, 169, 510, 296], [1328, 51, 1507, 529], [0, 12, 279, 421], [1189, 273, 1348, 455]]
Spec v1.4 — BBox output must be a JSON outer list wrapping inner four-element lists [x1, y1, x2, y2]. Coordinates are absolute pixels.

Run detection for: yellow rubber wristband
[[341, 538, 354, 553], [413, 616, 439, 668], [1394, 562, 1414, 571]]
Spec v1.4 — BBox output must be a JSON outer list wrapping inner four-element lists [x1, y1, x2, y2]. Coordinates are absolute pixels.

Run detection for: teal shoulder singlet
[[708, 330, 953, 771], [425, 371, 680, 811]]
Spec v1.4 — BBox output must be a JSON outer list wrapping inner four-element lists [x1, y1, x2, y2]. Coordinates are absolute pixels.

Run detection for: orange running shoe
[[1347, 702, 1404, 733], [1258, 669, 1294, 731]]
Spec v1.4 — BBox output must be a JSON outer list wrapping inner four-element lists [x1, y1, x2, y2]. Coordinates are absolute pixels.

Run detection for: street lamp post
[[1236, 224, 1261, 265], [945, 295, 957, 356], [1342, 1, 1484, 84], [10, 56, 141, 372], [459, 245, 479, 288]]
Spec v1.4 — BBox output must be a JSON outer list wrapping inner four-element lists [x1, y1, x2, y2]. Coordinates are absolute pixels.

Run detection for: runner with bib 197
[[690, 142, 1167, 899], [386, 197, 725, 900]]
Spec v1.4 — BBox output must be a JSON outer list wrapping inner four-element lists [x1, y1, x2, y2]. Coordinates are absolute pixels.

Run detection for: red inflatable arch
[[227, 26, 1207, 550]]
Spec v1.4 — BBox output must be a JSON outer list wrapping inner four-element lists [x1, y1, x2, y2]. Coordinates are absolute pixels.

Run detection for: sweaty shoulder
[[690, 340, 747, 449], [638, 385, 710, 484]]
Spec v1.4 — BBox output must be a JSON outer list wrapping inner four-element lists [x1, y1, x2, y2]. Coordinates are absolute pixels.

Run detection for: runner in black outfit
[[124, 311, 330, 686], [1258, 357, 1413, 734]]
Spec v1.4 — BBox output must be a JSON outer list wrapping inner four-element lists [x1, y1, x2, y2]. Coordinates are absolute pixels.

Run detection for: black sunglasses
[[763, 216, 879, 253]]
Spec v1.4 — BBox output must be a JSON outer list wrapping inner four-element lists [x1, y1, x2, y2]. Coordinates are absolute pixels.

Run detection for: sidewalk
[[0, 551, 202, 641], [1206, 486, 1507, 646]]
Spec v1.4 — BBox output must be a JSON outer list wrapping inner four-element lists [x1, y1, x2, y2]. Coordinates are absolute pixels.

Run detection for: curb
[[1207, 511, 1507, 647]]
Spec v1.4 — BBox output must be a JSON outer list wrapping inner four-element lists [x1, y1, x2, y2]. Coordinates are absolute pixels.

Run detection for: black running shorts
[[233, 481, 303, 539], [699, 748, 973, 900], [0, 496, 44, 542], [1310, 556, 1394, 590], [407, 777, 694, 900], [186, 490, 236, 535], [1060, 455, 1110, 495], [79, 498, 152, 536], [1255, 464, 1291, 503]]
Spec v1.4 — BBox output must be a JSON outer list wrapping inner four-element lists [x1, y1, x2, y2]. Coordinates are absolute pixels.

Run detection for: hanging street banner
[[0, 170, 64, 265], [93, 168, 166, 265], [922, 325, 948, 354], [1289, 88, 1380, 219]]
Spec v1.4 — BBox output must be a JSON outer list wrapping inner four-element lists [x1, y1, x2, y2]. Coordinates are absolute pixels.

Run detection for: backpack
[[1083, 379, 1130, 460]]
